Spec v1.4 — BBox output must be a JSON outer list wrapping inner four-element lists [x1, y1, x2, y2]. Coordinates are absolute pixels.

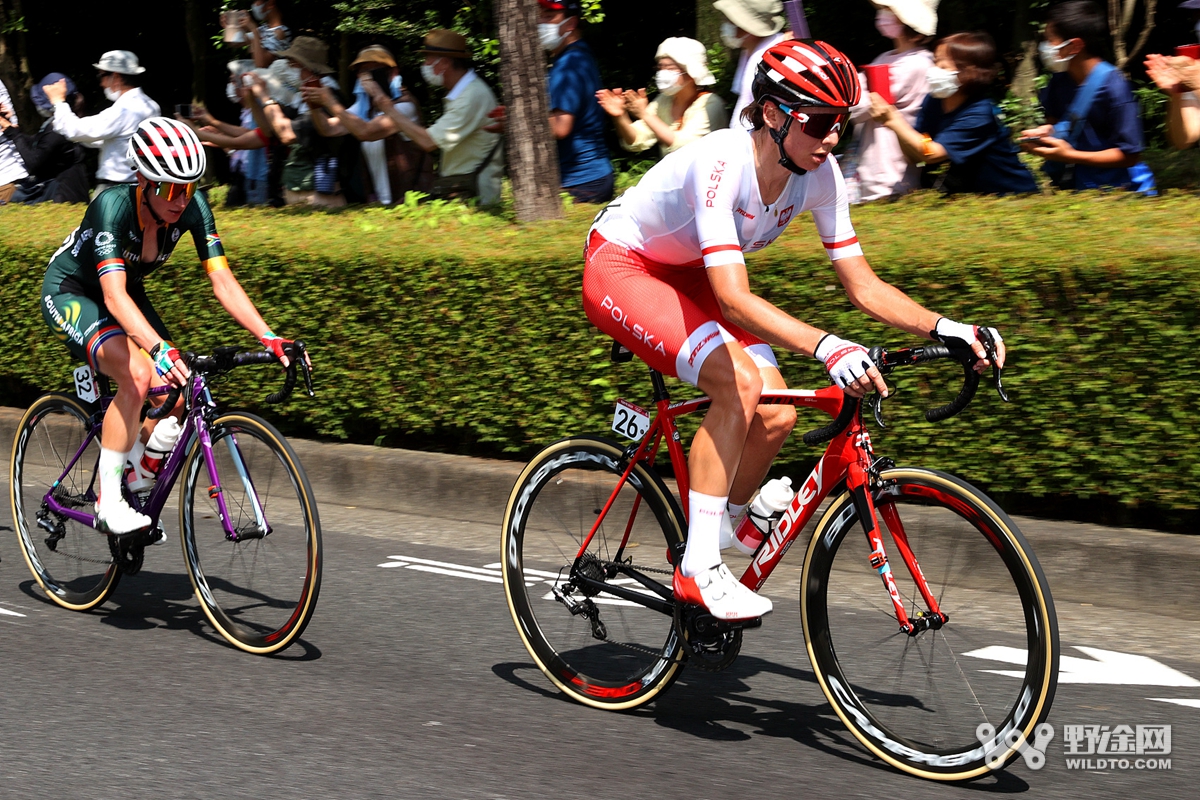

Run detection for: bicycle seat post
[[649, 368, 670, 403]]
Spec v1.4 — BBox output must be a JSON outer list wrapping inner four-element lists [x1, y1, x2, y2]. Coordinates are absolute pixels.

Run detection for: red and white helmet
[[129, 117, 206, 183], [752, 39, 861, 113]]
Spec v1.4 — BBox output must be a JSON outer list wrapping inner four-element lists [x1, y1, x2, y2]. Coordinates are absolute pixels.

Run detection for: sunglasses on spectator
[[149, 181, 197, 202], [776, 103, 847, 139]]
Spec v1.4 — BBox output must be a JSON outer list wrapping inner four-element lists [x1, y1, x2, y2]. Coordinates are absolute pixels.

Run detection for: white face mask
[[655, 70, 682, 96], [875, 10, 903, 40], [104, 87, 122, 102], [720, 21, 746, 49], [926, 66, 960, 99], [1039, 40, 1073, 73], [251, 2, 267, 22], [420, 62, 445, 88], [539, 22, 567, 52]]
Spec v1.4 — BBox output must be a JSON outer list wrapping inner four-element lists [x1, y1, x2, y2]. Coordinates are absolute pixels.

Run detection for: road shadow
[[493, 653, 1029, 793], [17, 571, 322, 659]]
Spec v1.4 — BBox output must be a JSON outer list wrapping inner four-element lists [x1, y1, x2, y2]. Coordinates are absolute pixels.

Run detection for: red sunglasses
[[776, 102, 848, 140], [149, 181, 197, 202]]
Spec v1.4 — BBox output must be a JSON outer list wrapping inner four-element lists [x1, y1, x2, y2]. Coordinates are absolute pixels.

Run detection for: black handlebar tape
[[802, 394, 859, 446], [266, 342, 302, 404], [146, 387, 180, 420], [925, 361, 979, 422]]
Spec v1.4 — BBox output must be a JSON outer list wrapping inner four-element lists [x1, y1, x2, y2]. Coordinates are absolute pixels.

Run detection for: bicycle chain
[[560, 558, 677, 659]]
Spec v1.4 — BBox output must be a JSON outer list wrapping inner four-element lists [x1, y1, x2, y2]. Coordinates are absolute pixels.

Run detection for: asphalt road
[[1, 496, 1196, 800]]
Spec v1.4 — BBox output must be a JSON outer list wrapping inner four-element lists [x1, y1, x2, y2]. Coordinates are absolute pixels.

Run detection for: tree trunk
[[184, 0, 208, 105], [0, 0, 35, 130], [697, 0, 730, 87], [1009, 0, 1039, 102], [1109, 0, 1157, 70], [495, 0, 562, 221]]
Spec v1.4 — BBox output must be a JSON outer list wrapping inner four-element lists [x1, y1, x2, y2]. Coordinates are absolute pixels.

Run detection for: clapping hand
[[595, 88, 627, 117], [623, 88, 649, 119]]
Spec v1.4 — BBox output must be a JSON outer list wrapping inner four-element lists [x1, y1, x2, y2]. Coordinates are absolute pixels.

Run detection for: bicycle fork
[[197, 414, 270, 542], [848, 463, 947, 636]]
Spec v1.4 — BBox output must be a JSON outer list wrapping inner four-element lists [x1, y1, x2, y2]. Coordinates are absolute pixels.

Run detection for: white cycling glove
[[814, 334, 876, 390], [931, 318, 1003, 349]]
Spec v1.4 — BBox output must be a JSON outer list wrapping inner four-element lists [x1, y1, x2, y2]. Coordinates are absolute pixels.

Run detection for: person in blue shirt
[[539, 0, 614, 203], [869, 31, 1038, 195], [1019, 0, 1146, 190]]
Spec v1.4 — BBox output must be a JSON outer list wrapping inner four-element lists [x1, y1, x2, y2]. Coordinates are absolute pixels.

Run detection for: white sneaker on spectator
[[95, 497, 151, 535]]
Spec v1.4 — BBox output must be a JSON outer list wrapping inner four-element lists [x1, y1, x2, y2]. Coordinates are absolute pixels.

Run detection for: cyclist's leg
[[583, 235, 771, 619], [728, 366, 795, 506]]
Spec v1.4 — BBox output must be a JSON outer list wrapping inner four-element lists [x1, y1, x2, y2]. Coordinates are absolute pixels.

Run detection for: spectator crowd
[[2, 0, 1199, 209]]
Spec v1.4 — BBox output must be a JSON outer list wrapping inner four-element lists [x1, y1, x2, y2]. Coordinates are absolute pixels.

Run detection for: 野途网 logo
[[977, 722, 1173, 771]]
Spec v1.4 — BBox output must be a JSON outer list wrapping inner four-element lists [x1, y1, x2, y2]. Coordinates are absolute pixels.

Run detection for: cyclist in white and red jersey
[[584, 39, 1004, 621]]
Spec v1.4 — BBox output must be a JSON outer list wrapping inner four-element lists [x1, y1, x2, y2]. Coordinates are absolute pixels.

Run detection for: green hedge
[[3, 191, 1200, 518]]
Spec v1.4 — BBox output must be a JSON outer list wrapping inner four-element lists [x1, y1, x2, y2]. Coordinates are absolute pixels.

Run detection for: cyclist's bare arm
[[832, 255, 1005, 368], [706, 262, 889, 397], [207, 267, 307, 369], [98, 271, 189, 387]]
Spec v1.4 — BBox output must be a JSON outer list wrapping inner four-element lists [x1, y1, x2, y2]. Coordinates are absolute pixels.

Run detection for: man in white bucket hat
[[44, 50, 160, 193], [713, 0, 789, 129]]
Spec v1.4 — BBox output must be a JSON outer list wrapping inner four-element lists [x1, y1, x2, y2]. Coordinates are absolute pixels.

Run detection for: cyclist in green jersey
[[41, 117, 306, 534]]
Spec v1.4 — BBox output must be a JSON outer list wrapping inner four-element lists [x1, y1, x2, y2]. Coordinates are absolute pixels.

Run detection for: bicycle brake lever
[[868, 391, 886, 429], [978, 328, 1009, 403], [294, 340, 315, 397]]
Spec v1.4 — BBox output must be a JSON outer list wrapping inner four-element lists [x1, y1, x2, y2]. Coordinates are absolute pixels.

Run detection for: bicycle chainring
[[673, 603, 742, 671], [107, 524, 162, 576]]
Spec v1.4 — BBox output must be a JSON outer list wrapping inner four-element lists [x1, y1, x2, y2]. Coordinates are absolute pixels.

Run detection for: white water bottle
[[733, 477, 795, 555], [126, 417, 182, 491]]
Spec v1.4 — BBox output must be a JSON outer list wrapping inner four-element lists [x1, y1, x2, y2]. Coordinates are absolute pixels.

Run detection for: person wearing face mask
[[0, 77, 30, 204], [0, 73, 88, 204], [1019, 1, 1149, 192], [1144, 1, 1200, 151], [239, 0, 292, 69], [301, 45, 432, 204], [539, 0, 613, 202], [596, 37, 727, 157], [45, 51, 159, 196], [354, 30, 503, 206], [869, 31, 1036, 195], [584, 39, 1005, 621], [714, 0, 789, 130], [845, 1, 937, 202]]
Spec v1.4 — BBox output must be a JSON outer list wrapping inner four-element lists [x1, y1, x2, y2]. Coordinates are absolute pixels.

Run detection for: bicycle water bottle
[[733, 477, 795, 555], [127, 417, 182, 491]]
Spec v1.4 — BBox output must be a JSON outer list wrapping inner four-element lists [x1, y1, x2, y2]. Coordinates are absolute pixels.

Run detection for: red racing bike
[[502, 339, 1058, 781]]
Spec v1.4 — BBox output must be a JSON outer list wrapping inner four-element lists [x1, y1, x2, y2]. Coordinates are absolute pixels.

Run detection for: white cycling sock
[[682, 490, 727, 578], [727, 501, 747, 519], [97, 446, 126, 507]]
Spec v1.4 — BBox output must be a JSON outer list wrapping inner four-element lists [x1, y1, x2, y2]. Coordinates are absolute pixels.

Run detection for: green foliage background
[[4, 191, 1200, 520]]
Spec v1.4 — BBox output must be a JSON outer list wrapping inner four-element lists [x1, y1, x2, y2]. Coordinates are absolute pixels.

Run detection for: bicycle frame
[[41, 374, 269, 542], [577, 378, 945, 635]]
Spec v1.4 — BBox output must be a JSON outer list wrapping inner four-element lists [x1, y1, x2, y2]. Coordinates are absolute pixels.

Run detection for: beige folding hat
[[712, 0, 785, 38], [872, 0, 940, 38]]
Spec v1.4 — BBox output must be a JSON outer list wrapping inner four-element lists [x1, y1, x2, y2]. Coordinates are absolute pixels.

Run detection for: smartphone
[[1019, 136, 1047, 147], [175, 103, 195, 118], [367, 66, 395, 96], [302, 75, 321, 90]]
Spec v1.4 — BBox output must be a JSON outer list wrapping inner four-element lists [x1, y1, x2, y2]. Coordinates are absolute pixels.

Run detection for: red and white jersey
[[592, 127, 863, 269]]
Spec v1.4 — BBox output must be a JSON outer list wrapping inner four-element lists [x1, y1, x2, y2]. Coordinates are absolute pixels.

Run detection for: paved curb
[[3, 405, 1198, 614]]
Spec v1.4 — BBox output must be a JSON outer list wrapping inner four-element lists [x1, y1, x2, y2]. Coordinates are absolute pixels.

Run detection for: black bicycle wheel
[[180, 412, 321, 654], [802, 467, 1058, 780], [10, 393, 121, 610], [502, 436, 688, 710]]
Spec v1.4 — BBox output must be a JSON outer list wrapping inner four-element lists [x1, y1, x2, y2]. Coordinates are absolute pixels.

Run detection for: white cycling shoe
[[673, 563, 773, 621], [95, 497, 151, 535]]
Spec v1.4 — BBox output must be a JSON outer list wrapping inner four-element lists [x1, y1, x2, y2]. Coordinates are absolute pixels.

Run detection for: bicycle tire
[[179, 412, 321, 654], [802, 467, 1058, 780], [10, 393, 121, 610], [502, 436, 688, 710]]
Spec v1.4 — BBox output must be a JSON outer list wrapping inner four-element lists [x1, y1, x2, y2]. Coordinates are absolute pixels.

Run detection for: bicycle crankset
[[673, 603, 760, 671], [106, 524, 163, 575]]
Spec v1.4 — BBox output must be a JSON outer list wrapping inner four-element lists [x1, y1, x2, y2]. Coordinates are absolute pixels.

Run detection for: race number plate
[[611, 399, 650, 441], [74, 364, 100, 404]]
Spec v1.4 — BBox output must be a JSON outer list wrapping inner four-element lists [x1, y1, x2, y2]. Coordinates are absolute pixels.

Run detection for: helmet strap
[[768, 114, 808, 176]]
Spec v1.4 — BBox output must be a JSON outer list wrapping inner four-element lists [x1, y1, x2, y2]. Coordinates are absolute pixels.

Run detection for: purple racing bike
[[9, 343, 320, 655]]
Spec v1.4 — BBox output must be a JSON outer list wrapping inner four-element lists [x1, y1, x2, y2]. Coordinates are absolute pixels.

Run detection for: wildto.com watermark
[[976, 722, 1172, 771]]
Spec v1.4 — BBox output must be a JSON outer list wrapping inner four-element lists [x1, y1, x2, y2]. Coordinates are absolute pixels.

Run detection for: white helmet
[[129, 117, 206, 183]]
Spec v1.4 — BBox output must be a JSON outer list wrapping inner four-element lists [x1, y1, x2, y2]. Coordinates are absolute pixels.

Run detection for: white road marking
[[964, 645, 1200, 687], [380, 555, 539, 586], [1148, 698, 1200, 709], [1, 606, 27, 618]]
